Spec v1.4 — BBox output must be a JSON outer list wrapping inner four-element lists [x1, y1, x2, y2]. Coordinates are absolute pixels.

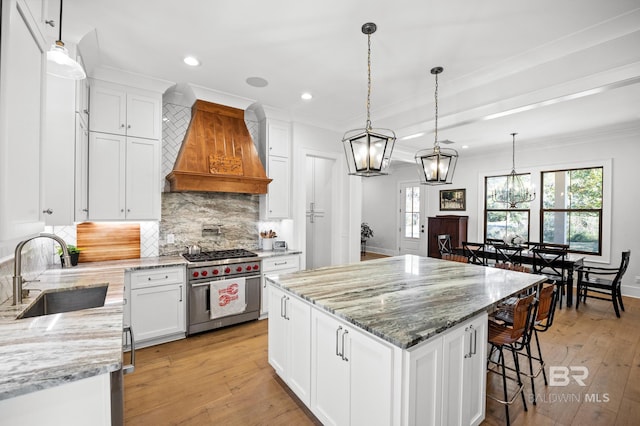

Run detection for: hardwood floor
[[360, 251, 390, 261], [124, 294, 640, 425]]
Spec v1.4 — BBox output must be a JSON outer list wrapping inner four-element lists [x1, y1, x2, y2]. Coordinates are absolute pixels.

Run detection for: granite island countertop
[[266, 254, 546, 349], [0, 256, 186, 401]]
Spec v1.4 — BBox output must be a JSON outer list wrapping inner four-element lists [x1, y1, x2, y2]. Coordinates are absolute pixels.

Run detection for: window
[[485, 174, 531, 241], [541, 167, 603, 254], [404, 186, 420, 238]]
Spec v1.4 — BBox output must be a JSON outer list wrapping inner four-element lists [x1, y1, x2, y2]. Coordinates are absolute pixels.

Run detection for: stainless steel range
[[184, 249, 261, 335]]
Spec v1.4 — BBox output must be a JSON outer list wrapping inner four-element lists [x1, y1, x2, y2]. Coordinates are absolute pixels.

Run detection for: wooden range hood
[[166, 100, 271, 194]]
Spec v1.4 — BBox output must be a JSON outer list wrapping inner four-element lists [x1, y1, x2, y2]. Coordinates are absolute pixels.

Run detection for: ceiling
[[63, 0, 640, 158]]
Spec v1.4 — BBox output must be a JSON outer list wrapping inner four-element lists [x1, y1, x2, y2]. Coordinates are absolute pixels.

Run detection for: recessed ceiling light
[[462, 145, 469, 149], [246, 77, 269, 88], [301, 92, 313, 100], [183, 56, 200, 66]]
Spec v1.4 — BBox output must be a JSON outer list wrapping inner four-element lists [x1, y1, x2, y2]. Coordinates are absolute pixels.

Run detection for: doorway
[[305, 155, 335, 269], [398, 182, 425, 255]]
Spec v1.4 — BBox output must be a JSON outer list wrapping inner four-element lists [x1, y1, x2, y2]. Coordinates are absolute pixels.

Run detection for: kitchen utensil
[[186, 244, 202, 255]]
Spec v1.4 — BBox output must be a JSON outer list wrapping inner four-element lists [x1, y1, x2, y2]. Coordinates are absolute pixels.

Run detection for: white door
[[88, 132, 126, 220], [125, 137, 159, 220], [306, 156, 334, 269], [399, 182, 425, 255]]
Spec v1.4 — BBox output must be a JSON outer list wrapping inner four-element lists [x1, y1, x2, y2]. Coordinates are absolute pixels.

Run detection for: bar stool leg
[[534, 330, 548, 386], [511, 345, 528, 412]]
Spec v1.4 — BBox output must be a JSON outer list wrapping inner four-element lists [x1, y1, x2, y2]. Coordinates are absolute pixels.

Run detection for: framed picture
[[440, 188, 466, 211]]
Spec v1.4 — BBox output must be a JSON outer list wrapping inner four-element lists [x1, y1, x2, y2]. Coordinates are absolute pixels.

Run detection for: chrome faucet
[[12, 233, 72, 305]]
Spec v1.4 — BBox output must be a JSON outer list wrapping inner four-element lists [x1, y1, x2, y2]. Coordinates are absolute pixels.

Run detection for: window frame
[[483, 174, 532, 242], [539, 166, 604, 255]]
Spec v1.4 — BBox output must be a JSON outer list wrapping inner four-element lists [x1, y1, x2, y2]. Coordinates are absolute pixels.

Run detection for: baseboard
[[364, 246, 397, 256], [621, 284, 640, 299]]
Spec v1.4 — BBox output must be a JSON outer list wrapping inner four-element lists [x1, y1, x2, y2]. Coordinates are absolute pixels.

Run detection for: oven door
[[189, 274, 260, 326]]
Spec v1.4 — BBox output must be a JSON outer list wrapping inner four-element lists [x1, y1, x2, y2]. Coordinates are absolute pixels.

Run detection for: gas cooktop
[[182, 249, 258, 263]]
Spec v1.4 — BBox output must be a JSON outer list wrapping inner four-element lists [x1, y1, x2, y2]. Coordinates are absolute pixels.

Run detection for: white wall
[[291, 122, 362, 267], [363, 123, 640, 296]]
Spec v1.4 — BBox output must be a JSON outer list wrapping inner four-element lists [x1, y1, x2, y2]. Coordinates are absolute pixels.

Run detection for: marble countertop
[[253, 249, 302, 258], [0, 256, 186, 401], [266, 255, 546, 349]]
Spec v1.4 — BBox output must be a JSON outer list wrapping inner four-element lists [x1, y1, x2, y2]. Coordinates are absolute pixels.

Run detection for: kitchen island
[[266, 255, 546, 426]]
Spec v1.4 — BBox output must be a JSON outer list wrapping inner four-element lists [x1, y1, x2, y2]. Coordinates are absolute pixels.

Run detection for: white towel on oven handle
[[209, 277, 247, 319]]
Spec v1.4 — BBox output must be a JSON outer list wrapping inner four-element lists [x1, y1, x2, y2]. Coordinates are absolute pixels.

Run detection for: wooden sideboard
[[427, 215, 468, 258]]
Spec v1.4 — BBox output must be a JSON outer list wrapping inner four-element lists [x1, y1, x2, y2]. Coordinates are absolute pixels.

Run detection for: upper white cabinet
[[86, 79, 162, 221], [0, 0, 47, 242], [89, 80, 161, 140], [259, 119, 291, 219], [88, 133, 160, 220]]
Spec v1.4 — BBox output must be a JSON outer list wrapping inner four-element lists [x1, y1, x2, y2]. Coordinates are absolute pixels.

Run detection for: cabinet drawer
[[263, 255, 300, 272], [130, 266, 185, 289]]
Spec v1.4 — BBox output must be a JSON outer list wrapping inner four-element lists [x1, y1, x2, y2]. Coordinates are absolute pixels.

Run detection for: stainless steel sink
[[17, 285, 108, 319]]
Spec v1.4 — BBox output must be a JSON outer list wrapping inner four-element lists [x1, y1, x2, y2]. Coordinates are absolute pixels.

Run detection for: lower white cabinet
[[260, 254, 300, 318], [268, 285, 311, 405], [441, 314, 487, 426], [404, 312, 487, 426], [128, 266, 186, 348], [311, 307, 395, 426]]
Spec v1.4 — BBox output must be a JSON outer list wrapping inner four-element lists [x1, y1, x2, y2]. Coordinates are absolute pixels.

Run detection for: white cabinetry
[[260, 254, 300, 318], [311, 308, 395, 426], [404, 312, 487, 426], [268, 285, 311, 405], [89, 81, 161, 140], [87, 133, 160, 220], [0, 0, 47, 242], [259, 119, 291, 219], [441, 314, 487, 426], [86, 80, 161, 220], [128, 266, 186, 348]]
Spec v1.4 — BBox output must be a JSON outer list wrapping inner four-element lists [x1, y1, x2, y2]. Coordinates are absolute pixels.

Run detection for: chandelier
[[342, 23, 395, 177], [491, 133, 536, 208], [415, 67, 458, 185]]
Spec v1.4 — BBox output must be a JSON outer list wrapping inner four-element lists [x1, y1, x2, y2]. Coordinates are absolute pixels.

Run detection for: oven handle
[[189, 275, 261, 287]]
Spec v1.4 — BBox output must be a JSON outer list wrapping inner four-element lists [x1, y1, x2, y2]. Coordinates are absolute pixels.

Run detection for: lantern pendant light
[[46, 0, 87, 80], [491, 133, 536, 208], [415, 67, 458, 185], [342, 22, 396, 177]]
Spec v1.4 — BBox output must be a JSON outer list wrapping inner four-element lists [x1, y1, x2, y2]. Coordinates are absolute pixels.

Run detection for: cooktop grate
[[182, 249, 258, 262]]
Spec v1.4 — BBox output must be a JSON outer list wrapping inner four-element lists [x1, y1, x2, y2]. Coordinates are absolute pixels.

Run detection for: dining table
[[453, 245, 585, 307]]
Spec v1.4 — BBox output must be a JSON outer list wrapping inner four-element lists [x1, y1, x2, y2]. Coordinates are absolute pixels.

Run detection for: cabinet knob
[[42, 208, 53, 215], [127, 209, 131, 212], [121, 209, 124, 213], [120, 124, 125, 128], [45, 20, 55, 27], [127, 125, 131, 129]]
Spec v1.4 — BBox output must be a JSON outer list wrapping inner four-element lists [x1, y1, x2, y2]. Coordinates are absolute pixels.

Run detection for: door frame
[[397, 180, 427, 256]]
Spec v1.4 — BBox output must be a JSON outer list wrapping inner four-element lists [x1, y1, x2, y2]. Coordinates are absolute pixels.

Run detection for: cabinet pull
[[336, 326, 343, 357], [464, 325, 475, 358], [280, 296, 287, 318], [42, 209, 53, 215], [179, 285, 183, 302], [471, 326, 477, 356], [148, 275, 169, 281], [284, 296, 290, 320], [274, 261, 288, 266], [341, 329, 349, 362]]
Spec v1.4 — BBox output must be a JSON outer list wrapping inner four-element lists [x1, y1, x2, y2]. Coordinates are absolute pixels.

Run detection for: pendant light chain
[[511, 132, 517, 173], [57, 0, 64, 42], [433, 70, 439, 149], [366, 32, 372, 131]]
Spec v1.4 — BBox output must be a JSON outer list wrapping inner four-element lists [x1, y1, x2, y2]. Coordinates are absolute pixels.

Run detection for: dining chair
[[576, 250, 631, 317], [488, 240, 524, 265], [462, 241, 486, 265], [532, 245, 568, 308], [437, 234, 452, 256], [487, 294, 537, 426]]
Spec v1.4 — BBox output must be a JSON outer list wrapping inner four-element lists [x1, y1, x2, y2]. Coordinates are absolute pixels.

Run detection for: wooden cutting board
[[76, 222, 141, 262]]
